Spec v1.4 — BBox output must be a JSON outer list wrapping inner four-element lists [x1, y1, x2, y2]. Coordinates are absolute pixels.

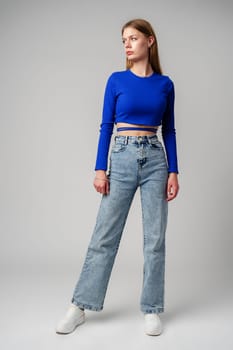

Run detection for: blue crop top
[[95, 69, 179, 173]]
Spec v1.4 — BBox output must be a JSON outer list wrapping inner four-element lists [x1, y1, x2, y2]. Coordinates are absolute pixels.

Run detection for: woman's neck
[[130, 61, 153, 77]]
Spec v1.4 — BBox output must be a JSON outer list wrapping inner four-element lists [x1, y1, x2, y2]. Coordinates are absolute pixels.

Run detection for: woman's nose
[[125, 40, 131, 48]]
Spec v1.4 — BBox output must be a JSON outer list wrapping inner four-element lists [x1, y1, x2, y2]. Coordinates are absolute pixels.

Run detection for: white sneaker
[[144, 313, 162, 336], [56, 303, 85, 334]]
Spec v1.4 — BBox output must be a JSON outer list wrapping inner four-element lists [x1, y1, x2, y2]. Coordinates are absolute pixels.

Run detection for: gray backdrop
[[0, 0, 233, 349]]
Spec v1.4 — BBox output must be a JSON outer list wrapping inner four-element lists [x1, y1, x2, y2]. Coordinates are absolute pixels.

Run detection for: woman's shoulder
[[159, 73, 173, 82], [107, 70, 128, 80], [104, 70, 129, 88], [159, 74, 175, 91]]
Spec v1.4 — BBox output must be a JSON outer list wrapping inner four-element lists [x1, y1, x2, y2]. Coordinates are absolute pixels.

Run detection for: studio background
[[0, 0, 232, 349]]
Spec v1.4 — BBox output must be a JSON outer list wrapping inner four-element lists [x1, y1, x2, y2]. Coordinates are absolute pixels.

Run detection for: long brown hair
[[121, 18, 162, 75]]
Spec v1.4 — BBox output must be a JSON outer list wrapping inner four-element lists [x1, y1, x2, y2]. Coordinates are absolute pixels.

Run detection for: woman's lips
[[126, 51, 133, 55]]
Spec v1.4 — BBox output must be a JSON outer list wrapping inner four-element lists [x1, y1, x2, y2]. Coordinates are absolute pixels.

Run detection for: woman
[[56, 18, 179, 336]]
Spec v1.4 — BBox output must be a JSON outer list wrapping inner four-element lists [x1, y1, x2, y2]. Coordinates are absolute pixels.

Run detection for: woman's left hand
[[166, 173, 179, 201]]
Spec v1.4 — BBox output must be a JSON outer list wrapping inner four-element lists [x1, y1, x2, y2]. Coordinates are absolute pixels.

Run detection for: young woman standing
[[56, 18, 179, 336]]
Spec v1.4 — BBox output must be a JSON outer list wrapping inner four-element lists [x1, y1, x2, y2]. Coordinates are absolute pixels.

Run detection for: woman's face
[[122, 26, 154, 63]]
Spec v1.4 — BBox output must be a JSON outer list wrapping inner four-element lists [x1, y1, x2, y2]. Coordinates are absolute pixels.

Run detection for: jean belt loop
[[124, 136, 128, 145]]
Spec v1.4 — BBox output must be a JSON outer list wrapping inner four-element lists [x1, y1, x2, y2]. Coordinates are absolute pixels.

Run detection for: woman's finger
[[93, 178, 110, 195]]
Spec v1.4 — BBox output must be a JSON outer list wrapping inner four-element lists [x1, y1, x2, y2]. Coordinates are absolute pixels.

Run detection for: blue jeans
[[71, 135, 168, 314]]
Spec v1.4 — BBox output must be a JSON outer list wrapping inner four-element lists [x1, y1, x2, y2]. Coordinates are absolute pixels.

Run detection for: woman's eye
[[122, 37, 137, 44]]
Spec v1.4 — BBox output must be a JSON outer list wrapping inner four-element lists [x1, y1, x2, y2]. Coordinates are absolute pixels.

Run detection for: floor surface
[[1, 265, 232, 350]]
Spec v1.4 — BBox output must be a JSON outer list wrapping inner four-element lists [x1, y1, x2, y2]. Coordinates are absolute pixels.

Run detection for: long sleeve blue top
[[95, 69, 179, 173]]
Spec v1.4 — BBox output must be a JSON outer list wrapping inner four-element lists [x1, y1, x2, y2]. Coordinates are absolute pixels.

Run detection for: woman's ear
[[148, 36, 155, 47]]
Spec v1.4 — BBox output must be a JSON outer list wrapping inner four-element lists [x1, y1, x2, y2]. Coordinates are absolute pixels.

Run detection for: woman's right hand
[[93, 170, 110, 195]]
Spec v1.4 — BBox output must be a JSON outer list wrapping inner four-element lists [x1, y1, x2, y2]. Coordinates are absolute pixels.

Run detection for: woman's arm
[[161, 78, 179, 174], [94, 73, 116, 194], [161, 78, 179, 201]]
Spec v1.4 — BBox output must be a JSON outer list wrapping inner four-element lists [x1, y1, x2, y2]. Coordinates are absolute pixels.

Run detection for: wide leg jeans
[[71, 135, 168, 314]]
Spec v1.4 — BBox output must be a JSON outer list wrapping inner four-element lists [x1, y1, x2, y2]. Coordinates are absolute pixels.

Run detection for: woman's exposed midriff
[[116, 122, 159, 136]]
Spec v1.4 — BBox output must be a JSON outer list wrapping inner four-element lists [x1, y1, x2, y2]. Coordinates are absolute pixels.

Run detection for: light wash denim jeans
[[71, 135, 168, 314]]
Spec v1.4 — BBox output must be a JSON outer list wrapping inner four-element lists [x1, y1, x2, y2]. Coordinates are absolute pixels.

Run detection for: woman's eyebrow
[[122, 34, 137, 40]]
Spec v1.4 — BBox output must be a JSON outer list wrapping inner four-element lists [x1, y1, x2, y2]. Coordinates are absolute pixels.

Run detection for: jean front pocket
[[150, 140, 163, 150], [111, 143, 127, 153]]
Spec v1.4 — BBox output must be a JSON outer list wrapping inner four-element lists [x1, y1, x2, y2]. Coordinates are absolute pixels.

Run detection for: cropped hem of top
[[94, 69, 179, 174]]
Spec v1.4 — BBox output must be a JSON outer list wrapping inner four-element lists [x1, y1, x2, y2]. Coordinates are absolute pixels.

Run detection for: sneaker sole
[[56, 316, 85, 335], [145, 328, 162, 336]]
